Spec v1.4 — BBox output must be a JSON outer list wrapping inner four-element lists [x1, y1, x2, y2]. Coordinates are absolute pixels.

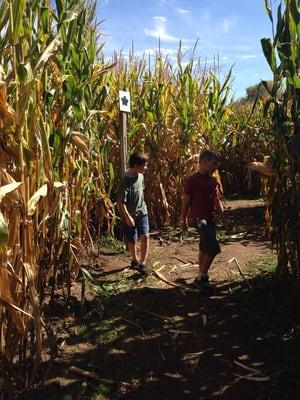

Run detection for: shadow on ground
[[28, 271, 300, 400], [222, 205, 266, 242]]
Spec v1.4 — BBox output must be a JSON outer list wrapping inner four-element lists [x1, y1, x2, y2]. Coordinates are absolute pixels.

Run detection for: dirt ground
[[88, 199, 270, 286], [27, 199, 300, 400]]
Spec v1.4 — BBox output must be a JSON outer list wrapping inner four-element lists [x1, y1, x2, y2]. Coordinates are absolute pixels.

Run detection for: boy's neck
[[127, 167, 139, 177], [198, 166, 209, 175]]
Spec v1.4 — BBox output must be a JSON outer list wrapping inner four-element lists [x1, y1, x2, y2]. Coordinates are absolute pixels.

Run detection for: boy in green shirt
[[117, 152, 149, 274]]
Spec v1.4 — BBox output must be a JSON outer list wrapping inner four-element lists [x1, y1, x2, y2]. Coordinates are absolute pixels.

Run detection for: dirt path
[[98, 198, 270, 285], [30, 200, 300, 400]]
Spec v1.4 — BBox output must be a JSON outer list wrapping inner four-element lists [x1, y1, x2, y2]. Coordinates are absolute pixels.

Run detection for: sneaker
[[138, 263, 149, 276], [193, 275, 215, 294], [130, 260, 140, 270]]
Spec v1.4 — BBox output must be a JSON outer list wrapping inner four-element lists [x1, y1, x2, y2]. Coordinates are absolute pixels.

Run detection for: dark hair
[[199, 150, 219, 163], [129, 152, 148, 168]]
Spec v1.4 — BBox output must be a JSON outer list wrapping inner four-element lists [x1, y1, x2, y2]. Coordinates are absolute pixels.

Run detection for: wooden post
[[119, 90, 130, 175], [119, 111, 128, 175]]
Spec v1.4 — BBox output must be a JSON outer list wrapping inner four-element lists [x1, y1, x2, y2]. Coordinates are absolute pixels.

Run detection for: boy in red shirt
[[180, 150, 228, 293]]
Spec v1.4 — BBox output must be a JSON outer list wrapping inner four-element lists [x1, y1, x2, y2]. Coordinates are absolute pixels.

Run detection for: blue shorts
[[123, 215, 150, 243]]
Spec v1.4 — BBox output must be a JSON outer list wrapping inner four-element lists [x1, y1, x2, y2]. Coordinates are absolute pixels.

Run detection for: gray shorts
[[197, 222, 221, 256]]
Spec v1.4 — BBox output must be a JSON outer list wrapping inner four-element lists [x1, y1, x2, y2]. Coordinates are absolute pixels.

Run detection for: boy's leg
[[137, 215, 150, 267], [123, 224, 139, 265], [195, 224, 220, 292], [127, 242, 138, 262], [140, 234, 149, 265], [198, 251, 205, 275], [200, 252, 216, 276], [199, 224, 220, 273]]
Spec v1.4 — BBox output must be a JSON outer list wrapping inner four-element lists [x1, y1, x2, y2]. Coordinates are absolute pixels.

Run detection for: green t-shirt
[[118, 173, 148, 219]]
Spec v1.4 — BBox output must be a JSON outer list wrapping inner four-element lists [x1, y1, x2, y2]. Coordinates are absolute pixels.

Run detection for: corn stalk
[[0, 0, 114, 395], [103, 45, 233, 227], [261, 0, 300, 279]]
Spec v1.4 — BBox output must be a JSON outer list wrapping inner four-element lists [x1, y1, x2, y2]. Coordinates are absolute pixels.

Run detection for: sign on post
[[119, 90, 131, 113], [119, 91, 130, 175]]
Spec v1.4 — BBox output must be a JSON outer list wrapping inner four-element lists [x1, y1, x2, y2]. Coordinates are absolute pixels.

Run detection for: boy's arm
[[216, 197, 230, 232], [117, 179, 135, 227], [248, 160, 275, 176], [117, 202, 135, 227], [180, 193, 191, 230]]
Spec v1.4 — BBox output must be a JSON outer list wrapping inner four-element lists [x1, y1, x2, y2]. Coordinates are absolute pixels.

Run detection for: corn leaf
[[0, 182, 22, 204]]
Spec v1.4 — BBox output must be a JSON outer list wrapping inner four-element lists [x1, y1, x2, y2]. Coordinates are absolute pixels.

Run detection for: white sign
[[119, 90, 131, 113]]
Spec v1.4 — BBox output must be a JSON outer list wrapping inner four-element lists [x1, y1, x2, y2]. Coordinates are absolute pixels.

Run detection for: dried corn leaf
[[0, 182, 22, 204], [28, 181, 64, 216], [233, 373, 270, 382], [0, 261, 32, 337], [0, 294, 33, 318], [23, 263, 42, 363], [34, 36, 62, 73], [0, 82, 16, 123], [0, 212, 8, 248], [154, 270, 198, 293], [0, 169, 23, 204], [71, 131, 90, 157], [169, 329, 195, 335], [183, 348, 213, 360], [39, 118, 53, 184], [70, 365, 115, 383], [7, 261, 22, 285], [0, 168, 17, 185], [92, 61, 118, 77], [234, 360, 262, 374]]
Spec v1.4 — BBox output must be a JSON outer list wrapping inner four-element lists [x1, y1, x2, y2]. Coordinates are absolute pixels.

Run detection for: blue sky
[[97, 0, 275, 99]]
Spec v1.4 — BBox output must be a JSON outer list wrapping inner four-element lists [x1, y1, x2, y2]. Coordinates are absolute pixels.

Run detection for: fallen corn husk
[[154, 270, 198, 293]]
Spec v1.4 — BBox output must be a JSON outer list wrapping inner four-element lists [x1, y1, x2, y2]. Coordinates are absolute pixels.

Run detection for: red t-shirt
[[184, 172, 219, 223]]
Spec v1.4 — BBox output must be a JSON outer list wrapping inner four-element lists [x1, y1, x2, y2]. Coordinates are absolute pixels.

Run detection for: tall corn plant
[[261, 0, 300, 279], [0, 0, 112, 395], [204, 66, 233, 150], [221, 99, 272, 195], [102, 46, 233, 227]]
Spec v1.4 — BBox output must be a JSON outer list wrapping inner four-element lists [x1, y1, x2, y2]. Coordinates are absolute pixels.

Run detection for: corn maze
[[0, 0, 299, 397]]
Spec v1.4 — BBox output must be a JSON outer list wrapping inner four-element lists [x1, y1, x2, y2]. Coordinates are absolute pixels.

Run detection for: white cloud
[[153, 16, 167, 23], [135, 45, 192, 62], [239, 54, 257, 59], [141, 47, 178, 57], [176, 8, 189, 15], [200, 11, 211, 20], [236, 45, 253, 51], [160, 0, 176, 5], [144, 16, 180, 42], [222, 16, 237, 33]]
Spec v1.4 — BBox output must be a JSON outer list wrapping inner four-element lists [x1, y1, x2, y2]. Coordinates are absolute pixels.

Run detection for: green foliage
[[0, 0, 116, 394], [261, 0, 300, 279], [89, 384, 111, 400], [241, 80, 273, 103], [102, 47, 233, 226]]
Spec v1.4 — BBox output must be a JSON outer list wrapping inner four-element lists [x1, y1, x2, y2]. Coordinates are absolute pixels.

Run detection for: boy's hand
[[125, 215, 135, 227]]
